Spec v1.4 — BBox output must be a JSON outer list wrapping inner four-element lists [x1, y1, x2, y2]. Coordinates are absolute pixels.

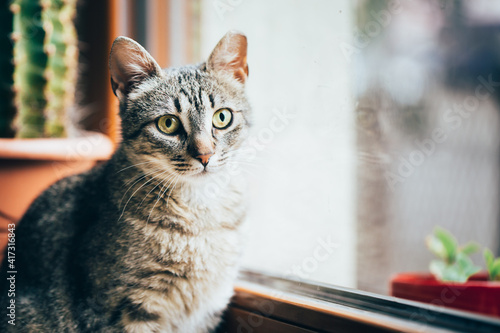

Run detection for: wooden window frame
[[104, 0, 198, 144], [223, 270, 500, 332]]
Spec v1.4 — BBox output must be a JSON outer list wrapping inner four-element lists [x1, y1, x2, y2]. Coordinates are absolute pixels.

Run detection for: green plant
[[0, 1, 16, 137], [0, 0, 78, 138], [11, 0, 48, 138], [484, 248, 500, 281], [426, 227, 481, 283], [43, 0, 78, 137]]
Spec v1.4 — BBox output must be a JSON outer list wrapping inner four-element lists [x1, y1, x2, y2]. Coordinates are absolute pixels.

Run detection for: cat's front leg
[[121, 314, 195, 333], [115, 294, 169, 333], [122, 319, 163, 333]]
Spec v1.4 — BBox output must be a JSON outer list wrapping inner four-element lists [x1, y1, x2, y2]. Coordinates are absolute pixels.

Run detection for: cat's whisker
[[122, 166, 163, 190], [227, 159, 265, 172], [151, 170, 180, 210], [146, 179, 169, 225], [119, 174, 148, 209], [136, 170, 176, 211], [118, 166, 167, 209], [123, 165, 167, 187], [146, 171, 180, 225], [123, 172, 147, 187], [166, 172, 184, 209], [224, 151, 266, 166], [119, 168, 172, 220], [115, 160, 158, 174]]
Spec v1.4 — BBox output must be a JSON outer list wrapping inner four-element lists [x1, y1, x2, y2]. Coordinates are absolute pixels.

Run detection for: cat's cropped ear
[[109, 36, 162, 100], [207, 31, 248, 84]]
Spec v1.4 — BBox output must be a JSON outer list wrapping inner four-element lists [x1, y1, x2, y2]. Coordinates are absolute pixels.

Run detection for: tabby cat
[[0, 31, 251, 332]]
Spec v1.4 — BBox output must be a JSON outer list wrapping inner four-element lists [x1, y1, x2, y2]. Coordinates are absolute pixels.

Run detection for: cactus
[[43, 0, 78, 137], [0, 1, 16, 137], [0, 0, 78, 138], [11, 0, 48, 138]]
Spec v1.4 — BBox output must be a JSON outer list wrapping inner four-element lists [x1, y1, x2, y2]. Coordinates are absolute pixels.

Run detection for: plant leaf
[[491, 259, 500, 281], [483, 248, 500, 281], [457, 252, 481, 280], [463, 264, 481, 280], [441, 267, 466, 282], [433, 253, 481, 283], [461, 242, 479, 256], [440, 263, 468, 282], [426, 235, 448, 261], [427, 227, 481, 282], [434, 227, 458, 262], [484, 248, 494, 270], [429, 260, 446, 280]]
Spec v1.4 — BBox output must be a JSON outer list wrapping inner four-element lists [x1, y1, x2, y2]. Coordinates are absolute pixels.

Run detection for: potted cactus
[[0, 0, 113, 261], [2, 0, 79, 138], [390, 227, 500, 317]]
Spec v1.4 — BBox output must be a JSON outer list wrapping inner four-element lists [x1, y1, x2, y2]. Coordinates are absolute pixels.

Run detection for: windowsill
[[223, 269, 500, 333]]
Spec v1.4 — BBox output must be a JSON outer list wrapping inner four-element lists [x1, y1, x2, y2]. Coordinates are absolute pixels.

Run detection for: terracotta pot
[[0, 133, 113, 262], [390, 272, 500, 318]]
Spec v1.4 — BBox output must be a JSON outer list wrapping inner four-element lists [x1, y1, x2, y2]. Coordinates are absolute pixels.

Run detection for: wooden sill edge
[[232, 281, 452, 333], [0, 132, 114, 161]]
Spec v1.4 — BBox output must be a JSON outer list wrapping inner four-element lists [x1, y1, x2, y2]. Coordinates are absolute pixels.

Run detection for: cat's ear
[[109, 36, 162, 100], [207, 31, 248, 84]]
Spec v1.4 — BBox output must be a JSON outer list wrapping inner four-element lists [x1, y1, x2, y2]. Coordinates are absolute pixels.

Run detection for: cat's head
[[109, 31, 250, 182]]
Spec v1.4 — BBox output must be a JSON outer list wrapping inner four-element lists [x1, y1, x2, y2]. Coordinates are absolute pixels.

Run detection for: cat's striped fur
[[0, 31, 251, 332]]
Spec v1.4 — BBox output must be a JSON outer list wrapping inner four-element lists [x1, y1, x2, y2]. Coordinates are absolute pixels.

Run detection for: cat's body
[[0, 32, 251, 332]]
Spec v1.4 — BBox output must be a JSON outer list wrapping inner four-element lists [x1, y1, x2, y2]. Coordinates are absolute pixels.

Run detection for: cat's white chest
[[134, 220, 242, 333], [177, 178, 247, 229], [126, 178, 246, 332]]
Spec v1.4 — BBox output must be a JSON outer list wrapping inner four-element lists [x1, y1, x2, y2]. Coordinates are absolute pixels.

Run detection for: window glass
[[199, 0, 356, 287], [121, 0, 500, 296]]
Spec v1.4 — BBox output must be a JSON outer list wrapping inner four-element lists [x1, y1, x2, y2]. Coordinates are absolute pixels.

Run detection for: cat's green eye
[[157, 115, 180, 135], [212, 109, 232, 129]]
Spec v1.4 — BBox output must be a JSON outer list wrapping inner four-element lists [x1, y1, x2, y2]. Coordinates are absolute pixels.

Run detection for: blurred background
[[1, 0, 500, 297]]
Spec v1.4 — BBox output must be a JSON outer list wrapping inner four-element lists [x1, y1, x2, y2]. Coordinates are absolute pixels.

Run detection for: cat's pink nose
[[196, 153, 214, 167]]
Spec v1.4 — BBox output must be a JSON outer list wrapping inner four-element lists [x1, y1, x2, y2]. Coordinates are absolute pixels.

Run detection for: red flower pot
[[390, 272, 500, 318]]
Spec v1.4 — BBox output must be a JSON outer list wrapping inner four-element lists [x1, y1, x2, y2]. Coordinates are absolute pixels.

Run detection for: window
[[114, 0, 500, 329], [199, 0, 356, 288], [117, 0, 356, 287]]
